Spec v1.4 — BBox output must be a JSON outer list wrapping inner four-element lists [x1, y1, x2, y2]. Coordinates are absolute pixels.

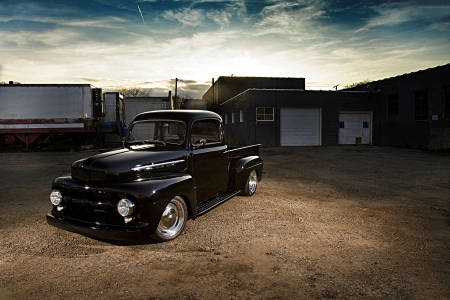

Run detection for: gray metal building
[[220, 89, 376, 147], [347, 63, 450, 149], [202, 76, 305, 113], [205, 63, 450, 149]]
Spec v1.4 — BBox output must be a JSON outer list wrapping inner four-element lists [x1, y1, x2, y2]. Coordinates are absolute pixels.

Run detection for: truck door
[[190, 120, 228, 202]]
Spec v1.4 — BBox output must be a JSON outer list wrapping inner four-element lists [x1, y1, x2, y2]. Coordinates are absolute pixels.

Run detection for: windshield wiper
[[141, 139, 167, 146], [127, 140, 167, 147]]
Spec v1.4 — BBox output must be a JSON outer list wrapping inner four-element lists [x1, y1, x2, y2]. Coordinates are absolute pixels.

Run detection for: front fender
[[108, 174, 197, 231], [52, 173, 197, 237]]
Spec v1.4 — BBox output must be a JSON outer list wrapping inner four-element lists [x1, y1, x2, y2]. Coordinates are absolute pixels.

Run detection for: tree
[[343, 78, 372, 89], [115, 86, 154, 97]]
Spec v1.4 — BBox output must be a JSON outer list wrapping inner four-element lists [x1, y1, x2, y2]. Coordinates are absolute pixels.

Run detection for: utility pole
[[174, 78, 183, 109], [174, 77, 178, 104]]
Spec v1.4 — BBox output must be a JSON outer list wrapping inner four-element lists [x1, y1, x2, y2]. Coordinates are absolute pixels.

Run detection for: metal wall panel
[[0, 85, 93, 120]]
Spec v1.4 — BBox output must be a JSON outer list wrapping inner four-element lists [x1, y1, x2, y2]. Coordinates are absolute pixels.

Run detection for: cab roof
[[132, 110, 222, 124]]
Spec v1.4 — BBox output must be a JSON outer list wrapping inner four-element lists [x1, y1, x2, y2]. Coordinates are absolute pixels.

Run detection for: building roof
[[220, 88, 371, 106], [355, 63, 450, 86], [124, 96, 170, 101]]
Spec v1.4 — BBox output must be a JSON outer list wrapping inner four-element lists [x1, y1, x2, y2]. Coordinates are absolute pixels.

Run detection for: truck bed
[[226, 144, 260, 158]]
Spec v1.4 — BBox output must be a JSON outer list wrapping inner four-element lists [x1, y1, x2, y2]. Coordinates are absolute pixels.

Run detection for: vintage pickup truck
[[47, 110, 263, 242]]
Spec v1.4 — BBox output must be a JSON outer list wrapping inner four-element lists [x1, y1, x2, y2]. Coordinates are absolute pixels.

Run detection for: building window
[[256, 107, 274, 121], [231, 112, 235, 123], [444, 86, 450, 120], [414, 90, 428, 121], [240, 110, 244, 122], [224, 114, 228, 124], [387, 94, 398, 121]]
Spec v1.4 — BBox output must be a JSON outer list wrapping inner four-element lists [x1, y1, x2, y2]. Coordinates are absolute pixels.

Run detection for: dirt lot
[[0, 146, 449, 300]]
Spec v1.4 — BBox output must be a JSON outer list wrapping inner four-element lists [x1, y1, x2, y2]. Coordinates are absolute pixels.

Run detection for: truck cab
[[47, 110, 263, 242]]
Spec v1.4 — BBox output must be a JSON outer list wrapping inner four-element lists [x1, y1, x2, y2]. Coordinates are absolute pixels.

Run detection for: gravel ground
[[0, 146, 449, 300]]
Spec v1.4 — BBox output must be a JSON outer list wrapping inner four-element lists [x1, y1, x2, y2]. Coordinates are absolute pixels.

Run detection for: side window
[[191, 120, 222, 145], [444, 86, 450, 120], [387, 94, 398, 121], [414, 90, 428, 121]]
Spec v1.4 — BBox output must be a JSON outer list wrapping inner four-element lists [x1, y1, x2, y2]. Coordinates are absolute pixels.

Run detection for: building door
[[339, 113, 371, 145], [280, 108, 320, 146]]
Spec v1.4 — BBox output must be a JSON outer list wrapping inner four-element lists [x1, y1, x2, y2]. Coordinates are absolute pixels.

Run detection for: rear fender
[[229, 156, 263, 191]]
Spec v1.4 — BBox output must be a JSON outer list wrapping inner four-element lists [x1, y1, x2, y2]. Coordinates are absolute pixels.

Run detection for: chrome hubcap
[[157, 198, 186, 239], [248, 170, 257, 194]]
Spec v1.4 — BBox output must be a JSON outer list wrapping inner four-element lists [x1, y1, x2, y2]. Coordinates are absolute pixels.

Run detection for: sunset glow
[[1, 0, 449, 98]]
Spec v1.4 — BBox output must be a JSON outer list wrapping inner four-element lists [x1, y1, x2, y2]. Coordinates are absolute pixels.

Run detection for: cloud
[[80, 77, 105, 82], [206, 10, 231, 28], [181, 82, 212, 96], [163, 8, 205, 26], [361, 1, 450, 30], [205, 1, 247, 28], [253, 1, 326, 36], [432, 14, 450, 31], [364, 3, 421, 28], [177, 79, 197, 84]]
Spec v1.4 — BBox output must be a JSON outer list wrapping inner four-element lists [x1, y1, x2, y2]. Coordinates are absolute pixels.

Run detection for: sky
[[0, 0, 449, 98]]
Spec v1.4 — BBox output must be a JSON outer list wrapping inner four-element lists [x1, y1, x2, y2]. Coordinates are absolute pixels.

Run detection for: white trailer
[[0, 84, 105, 146]]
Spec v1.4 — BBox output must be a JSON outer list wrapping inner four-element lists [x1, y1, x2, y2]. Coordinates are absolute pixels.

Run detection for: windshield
[[126, 120, 186, 146]]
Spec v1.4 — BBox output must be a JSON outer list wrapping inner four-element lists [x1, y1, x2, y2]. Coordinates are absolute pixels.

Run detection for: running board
[[197, 190, 241, 216]]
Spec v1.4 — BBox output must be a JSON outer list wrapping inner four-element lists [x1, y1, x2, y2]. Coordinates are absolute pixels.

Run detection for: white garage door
[[339, 113, 371, 145], [281, 108, 320, 146]]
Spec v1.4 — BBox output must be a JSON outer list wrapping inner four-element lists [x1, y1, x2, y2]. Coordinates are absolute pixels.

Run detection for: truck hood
[[71, 147, 188, 182]]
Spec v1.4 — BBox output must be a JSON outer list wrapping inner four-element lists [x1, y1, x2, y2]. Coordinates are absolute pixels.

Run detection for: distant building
[[202, 77, 305, 113], [123, 94, 171, 125], [220, 89, 375, 147], [346, 63, 450, 149], [182, 99, 208, 110], [204, 64, 450, 149]]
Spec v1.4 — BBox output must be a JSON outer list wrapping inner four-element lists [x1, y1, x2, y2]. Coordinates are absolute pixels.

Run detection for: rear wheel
[[152, 196, 187, 242], [242, 170, 258, 196]]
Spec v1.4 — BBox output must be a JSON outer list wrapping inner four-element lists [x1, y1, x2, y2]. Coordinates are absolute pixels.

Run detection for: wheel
[[242, 170, 258, 196], [152, 196, 187, 242]]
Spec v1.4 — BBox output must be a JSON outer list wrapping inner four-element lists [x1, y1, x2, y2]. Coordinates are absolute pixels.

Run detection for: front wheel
[[242, 170, 258, 196], [151, 196, 187, 242]]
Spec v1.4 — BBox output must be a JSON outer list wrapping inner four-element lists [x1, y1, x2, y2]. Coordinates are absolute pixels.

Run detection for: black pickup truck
[[47, 110, 263, 242]]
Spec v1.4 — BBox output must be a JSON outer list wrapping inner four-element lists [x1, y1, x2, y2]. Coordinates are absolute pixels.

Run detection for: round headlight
[[117, 198, 134, 217], [50, 189, 63, 206]]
